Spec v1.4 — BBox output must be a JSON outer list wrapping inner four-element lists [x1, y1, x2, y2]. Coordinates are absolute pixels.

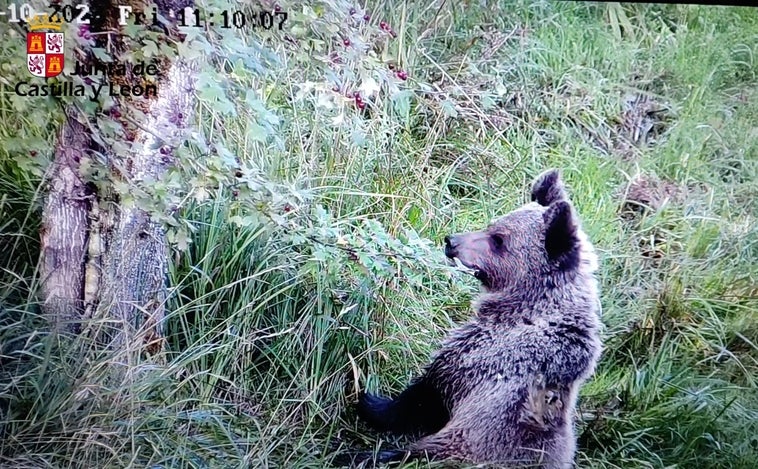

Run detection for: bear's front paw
[[356, 392, 396, 431]]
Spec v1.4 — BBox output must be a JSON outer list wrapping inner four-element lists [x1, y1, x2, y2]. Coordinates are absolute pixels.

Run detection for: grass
[[1, 1, 757, 468]]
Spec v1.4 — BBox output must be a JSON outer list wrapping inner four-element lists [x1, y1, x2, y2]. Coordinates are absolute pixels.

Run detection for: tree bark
[[40, 110, 92, 333], [39, 0, 195, 353], [99, 60, 196, 352]]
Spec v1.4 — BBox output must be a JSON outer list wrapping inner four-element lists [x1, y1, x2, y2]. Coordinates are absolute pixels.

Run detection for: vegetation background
[[1, 1, 756, 468]]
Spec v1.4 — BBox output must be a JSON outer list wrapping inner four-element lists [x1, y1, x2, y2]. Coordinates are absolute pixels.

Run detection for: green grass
[[1, 1, 757, 468]]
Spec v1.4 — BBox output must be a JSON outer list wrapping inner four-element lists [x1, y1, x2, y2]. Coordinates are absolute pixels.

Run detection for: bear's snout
[[444, 235, 459, 258]]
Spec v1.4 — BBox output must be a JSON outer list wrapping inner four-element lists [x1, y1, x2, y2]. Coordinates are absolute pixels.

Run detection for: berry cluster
[[351, 91, 366, 110], [330, 6, 410, 110], [388, 62, 408, 81], [379, 20, 397, 38]]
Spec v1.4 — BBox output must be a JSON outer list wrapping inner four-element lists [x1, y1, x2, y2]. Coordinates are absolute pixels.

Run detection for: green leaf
[[392, 90, 414, 120], [142, 40, 159, 57], [481, 95, 496, 110], [351, 128, 366, 147], [215, 98, 236, 116], [199, 85, 224, 102], [177, 40, 203, 59], [247, 122, 268, 143], [91, 47, 112, 62], [441, 99, 458, 118], [173, 228, 192, 251]]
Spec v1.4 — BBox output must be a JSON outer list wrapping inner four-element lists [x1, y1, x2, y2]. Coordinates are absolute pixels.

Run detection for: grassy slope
[[1, 1, 757, 468]]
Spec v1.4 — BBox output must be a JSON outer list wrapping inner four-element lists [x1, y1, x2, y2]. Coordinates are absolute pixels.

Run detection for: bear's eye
[[491, 234, 505, 249]]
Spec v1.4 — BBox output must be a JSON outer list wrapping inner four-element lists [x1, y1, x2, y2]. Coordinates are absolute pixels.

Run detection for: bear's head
[[444, 169, 593, 293]]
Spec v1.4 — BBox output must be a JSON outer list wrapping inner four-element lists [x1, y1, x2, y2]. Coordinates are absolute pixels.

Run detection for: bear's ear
[[530, 169, 567, 206], [543, 200, 580, 271]]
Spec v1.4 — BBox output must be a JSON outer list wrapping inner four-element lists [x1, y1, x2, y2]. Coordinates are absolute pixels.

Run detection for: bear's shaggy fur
[[350, 169, 602, 468]]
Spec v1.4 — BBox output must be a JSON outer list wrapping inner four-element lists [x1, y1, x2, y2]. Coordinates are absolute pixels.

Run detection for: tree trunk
[[40, 109, 92, 333], [99, 60, 196, 352], [40, 0, 195, 353]]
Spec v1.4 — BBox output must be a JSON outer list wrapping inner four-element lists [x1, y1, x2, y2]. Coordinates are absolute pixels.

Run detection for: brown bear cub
[[349, 169, 602, 468]]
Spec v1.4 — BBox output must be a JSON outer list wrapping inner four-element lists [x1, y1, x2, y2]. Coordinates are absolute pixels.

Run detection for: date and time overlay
[[5, 2, 288, 99]]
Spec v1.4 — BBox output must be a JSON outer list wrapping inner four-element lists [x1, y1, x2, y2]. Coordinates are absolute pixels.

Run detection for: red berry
[[343, 38, 350, 46], [363, 14, 370, 21], [388, 63, 395, 70], [30, 150, 37, 157], [396, 70, 408, 80], [390, 30, 397, 38], [112, 109, 122, 118], [274, 4, 281, 12], [349, 8, 356, 15], [284, 204, 292, 213], [379, 21, 388, 30], [354, 92, 362, 103], [233, 190, 239, 197], [357, 101, 366, 110]]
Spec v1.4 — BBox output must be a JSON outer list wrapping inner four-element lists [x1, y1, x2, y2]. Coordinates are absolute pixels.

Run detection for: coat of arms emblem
[[26, 14, 64, 78]]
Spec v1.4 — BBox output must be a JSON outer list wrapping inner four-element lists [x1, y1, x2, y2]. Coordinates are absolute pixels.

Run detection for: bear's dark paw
[[356, 392, 397, 432]]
